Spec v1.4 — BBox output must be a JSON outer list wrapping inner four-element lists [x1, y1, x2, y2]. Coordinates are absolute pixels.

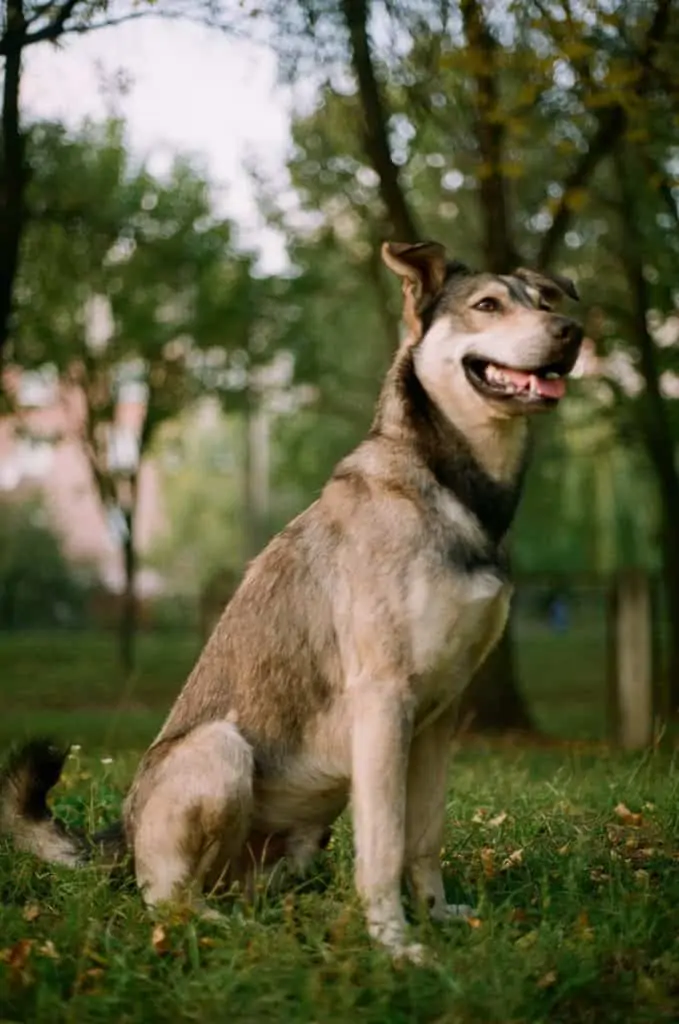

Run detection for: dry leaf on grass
[[76, 967, 106, 994], [614, 802, 643, 827], [488, 811, 508, 828], [472, 809, 487, 823], [22, 903, 41, 922], [501, 848, 524, 871], [576, 910, 595, 942], [515, 929, 538, 950], [151, 924, 171, 956], [480, 847, 496, 878], [1, 938, 34, 987], [466, 916, 483, 929], [38, 940, 59, 960], [1, 939, 33, 968], [537, 970, 557, 989]]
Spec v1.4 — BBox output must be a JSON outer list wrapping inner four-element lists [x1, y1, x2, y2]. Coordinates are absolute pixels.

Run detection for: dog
[[0, 240, 582, 962]]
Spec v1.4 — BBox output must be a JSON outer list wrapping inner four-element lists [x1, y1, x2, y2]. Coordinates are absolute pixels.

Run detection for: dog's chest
[[407, 562, 512, 713]]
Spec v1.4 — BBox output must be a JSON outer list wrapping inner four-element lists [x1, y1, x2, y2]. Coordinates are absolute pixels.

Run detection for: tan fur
[[1, 240, 582, 962]]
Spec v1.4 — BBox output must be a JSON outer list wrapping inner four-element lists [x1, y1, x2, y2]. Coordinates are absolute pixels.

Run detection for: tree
[[261, 0, 677, 730], [12, 118, 242, 673], [0, 0, 251, 365]]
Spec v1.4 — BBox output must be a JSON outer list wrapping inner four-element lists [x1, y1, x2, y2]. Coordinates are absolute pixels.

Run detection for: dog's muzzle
[[463, 317, 584, 408]]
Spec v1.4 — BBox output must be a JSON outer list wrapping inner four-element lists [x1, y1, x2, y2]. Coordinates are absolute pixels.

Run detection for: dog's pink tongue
[[502, 368, 566, 400]]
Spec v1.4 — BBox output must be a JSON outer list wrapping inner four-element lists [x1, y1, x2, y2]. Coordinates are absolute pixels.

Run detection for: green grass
[[2, 746, 679, 1023], [2, 629, 678, 1022]]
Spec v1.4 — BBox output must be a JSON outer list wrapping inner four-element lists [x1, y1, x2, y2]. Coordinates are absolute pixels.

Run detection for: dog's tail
[[0, 739, 127, 868]]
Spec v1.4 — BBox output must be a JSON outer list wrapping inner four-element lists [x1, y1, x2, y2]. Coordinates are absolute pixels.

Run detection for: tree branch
[[537, 0, 673, 269], [340, 0, 419, 241], [0, 0, 28, 361], [460, 0, 518, 271]]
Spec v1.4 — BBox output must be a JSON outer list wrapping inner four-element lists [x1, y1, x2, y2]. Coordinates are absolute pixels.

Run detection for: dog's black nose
[[551, 315, 583, 347]]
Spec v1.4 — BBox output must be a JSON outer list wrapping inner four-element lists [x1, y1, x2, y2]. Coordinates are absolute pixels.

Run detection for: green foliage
[[147, 404, 246, 594], [0, 498, 94, 629], [257, 0, 679, 577]]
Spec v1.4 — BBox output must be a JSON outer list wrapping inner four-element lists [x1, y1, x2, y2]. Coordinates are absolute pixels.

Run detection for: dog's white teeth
[[544, 371, 562, 380], [529, 376, 540, 394], [485, 365, 507, 385]]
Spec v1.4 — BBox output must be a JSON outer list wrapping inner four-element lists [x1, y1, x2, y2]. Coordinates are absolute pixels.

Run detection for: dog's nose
[[551, 316, 583, 347]]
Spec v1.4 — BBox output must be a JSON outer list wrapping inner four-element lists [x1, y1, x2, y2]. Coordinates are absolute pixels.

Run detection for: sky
[[21, 17, 294, 272]]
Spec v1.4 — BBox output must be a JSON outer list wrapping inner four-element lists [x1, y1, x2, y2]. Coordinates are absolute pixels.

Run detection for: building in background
[[0, 367, 165, 597]]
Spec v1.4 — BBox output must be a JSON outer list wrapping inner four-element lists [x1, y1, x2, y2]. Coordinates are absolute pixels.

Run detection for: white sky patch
[[21, 19, 294, 272]]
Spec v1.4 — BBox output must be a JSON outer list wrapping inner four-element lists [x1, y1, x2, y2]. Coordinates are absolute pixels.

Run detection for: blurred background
[[1, 0, 678, 752]]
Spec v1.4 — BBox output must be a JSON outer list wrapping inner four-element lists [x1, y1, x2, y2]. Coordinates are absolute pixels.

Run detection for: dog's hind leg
[[404, 705, 475, 922], [131, 720, 254, 912]]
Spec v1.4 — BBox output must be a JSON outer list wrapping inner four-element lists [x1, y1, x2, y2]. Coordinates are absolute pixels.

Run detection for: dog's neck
[[371, 346, 530, 544]]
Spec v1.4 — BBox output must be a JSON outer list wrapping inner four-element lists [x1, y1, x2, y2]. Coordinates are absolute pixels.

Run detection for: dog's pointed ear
[[382, 240, 447, 340], [513, 267, 579, 306]]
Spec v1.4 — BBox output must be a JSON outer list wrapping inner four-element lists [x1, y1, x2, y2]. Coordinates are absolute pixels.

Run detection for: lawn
[[1, 628, 678, 1023]]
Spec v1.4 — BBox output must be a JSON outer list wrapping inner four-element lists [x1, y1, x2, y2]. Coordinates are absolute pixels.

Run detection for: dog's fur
[[0, 240, 582, 961]]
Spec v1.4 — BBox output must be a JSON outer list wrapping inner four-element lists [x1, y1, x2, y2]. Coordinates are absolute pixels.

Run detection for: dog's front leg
[[404, 704, 475, 923], [350, 684, 423, 961]]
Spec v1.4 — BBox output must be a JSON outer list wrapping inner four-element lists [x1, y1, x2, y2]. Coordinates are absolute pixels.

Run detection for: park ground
[[1, 621, 679, 1023]]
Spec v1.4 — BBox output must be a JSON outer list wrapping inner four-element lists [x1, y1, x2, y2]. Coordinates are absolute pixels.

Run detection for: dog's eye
[[473, 297, 502, 313]]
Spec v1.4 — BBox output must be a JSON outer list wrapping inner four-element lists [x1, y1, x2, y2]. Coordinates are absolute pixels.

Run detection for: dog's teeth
[[485, 365, 507, 385], [544, 371, 562, 380]]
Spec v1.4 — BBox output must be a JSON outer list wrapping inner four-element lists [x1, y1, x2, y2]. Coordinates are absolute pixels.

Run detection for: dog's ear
[[382, 241, 447, 339], [513, 267, 579, 306]]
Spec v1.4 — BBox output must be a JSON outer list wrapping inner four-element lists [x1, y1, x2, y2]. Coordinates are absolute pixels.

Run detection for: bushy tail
[[0, 739, 127, 868]]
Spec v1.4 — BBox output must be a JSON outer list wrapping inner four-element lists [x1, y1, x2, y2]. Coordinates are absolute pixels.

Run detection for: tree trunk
[[119, 505, 138, 677], [615, 148, 679, 717], [0, 0, 27, 362], [458, 622, 533, 732], [460, 0, 518, 272], [340, 0, 419, 241]]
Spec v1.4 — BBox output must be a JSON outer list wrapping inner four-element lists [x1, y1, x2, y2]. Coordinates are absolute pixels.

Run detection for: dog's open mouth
[[464, 357, 572, 405]]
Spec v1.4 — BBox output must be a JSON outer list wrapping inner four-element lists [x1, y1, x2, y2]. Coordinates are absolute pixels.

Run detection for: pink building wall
[[0, 369, 166, 595]]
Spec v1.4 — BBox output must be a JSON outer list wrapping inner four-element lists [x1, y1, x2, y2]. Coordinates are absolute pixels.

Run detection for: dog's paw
[[429, 902, 477, 923], [391, 941, 431, 966]]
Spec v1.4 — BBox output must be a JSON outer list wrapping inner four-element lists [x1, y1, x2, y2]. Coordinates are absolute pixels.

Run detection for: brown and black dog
[[1, 240, 582, 961]]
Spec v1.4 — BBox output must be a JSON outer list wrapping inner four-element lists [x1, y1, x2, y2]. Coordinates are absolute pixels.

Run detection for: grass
[[1, 627, 679, 1022]]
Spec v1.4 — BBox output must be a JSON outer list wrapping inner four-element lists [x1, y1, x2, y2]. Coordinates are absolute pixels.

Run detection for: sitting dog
[[0, 240, 582, 962]]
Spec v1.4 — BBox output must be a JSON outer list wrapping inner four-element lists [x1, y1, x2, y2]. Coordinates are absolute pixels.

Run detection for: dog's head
[[382, 240, 583, 418]]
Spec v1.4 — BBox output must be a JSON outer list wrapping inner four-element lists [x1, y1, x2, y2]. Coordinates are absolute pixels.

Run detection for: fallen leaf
[[480, 846, 496, 878], [37, 940, 59, 960], [1, 938, 34, 987], [515, 928, 538, 950], [22, 903, 41, 922], [488, 811, 508, 828], [576, 910, 595, 942], [466, 917, 482, 929], [501, 848, 524, 870], [2, 939, 33, 969], [77, 966, 105, 994], [472, 809, 487, 823], [509, 908, 527, 923], [537, 969, 557, 989], [151, 924, 171, 955], [614, 802, 642, 827], [557, 843, 570, 856]]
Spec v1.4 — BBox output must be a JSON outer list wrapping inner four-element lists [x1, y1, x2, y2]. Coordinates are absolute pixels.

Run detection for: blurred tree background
[[1, 0, 678, 740]]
